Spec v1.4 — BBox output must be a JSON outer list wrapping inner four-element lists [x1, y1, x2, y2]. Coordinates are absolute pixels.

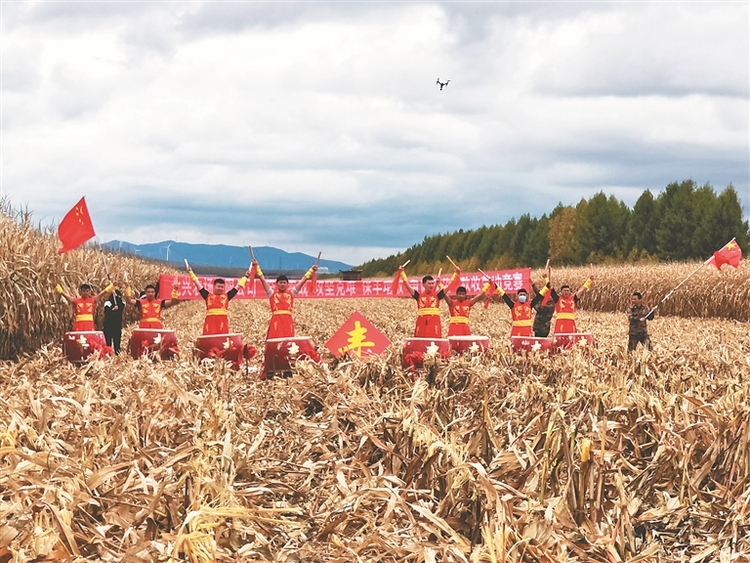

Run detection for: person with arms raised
[[187, 265, 251, 335], [256, 261, 318, 338], [125, 283, 180, 329], [55, 281, 113, 331]]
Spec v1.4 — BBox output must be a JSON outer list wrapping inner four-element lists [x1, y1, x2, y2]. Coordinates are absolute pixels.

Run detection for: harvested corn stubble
[[2, 204, 750, 561]]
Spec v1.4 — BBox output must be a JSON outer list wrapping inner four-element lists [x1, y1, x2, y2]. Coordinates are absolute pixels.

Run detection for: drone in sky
[[436, 78, 450, 91]]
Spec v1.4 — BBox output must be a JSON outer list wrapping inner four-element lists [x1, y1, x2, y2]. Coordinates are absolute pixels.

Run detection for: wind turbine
[[163, 243, 172, 262]]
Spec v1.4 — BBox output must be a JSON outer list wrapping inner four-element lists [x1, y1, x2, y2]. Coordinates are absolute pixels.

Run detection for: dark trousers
[[628, 333, 651, 352], [104, 326, 122, 354]]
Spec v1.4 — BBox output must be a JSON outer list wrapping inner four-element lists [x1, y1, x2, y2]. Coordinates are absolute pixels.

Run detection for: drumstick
[[477, 268, 493, 281], [184, 258, 190, 270], [315, 251, 321, 266], [249, 245, 256, 262], [400, 259, 410, 269], [446, 255, 459, 271]]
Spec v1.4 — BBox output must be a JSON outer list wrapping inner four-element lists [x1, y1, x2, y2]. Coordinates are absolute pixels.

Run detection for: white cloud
[[2, 1, 747, 266]]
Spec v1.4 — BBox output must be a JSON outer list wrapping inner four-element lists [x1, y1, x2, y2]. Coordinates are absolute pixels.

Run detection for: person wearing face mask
[[498, 287, 547, 338]]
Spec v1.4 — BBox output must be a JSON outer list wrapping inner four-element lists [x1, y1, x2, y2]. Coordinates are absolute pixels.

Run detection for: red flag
[[540, 288, 552, 307], [709, 238, 742, 270], [391, 268, 403, 295], [446, 272, 461, 294], [310, 270, 318, 294], [57, 197, 96, 254], [483, 281, 496, 309]]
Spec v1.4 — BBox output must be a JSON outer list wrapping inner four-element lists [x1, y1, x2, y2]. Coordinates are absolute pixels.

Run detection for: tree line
[[359, 180, 749, 276]]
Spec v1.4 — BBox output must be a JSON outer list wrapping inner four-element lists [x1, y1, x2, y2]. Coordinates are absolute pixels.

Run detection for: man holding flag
[[55, 196, 115, 331]]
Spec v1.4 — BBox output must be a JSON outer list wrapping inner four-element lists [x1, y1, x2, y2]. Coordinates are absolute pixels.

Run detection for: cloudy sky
[[2, 1, 748, 265]]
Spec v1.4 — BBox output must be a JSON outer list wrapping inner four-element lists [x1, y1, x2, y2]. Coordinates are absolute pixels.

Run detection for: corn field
[[540, 262, 750, 321], [1, 204, 749, 562], [0, 203, 173, 360], [1, 295, 749, 562]]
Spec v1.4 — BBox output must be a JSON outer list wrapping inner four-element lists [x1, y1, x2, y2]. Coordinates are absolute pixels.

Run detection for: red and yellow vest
[[449, 301, 471, 325], [206, 294, 229, 317], [417, 292, 440, 317], [139, 298, 162, 325], [511, 302, 533, 328], [270, 290, 294, 316], [74, 297, 96, 324], [555, 296, 577, 321]]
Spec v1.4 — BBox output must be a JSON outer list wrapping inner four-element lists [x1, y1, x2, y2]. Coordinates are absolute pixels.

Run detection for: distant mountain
[[103, 240, 353, 273]]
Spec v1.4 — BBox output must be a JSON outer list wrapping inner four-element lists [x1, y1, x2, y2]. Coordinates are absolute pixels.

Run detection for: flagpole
[[102, 252, 112, 282], [644, 256, 712, 319], [645, 237, 740, 318]]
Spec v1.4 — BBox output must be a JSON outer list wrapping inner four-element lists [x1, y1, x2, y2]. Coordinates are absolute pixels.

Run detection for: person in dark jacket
[[628, 291, 654, 352], [103, 289, 125, 354]]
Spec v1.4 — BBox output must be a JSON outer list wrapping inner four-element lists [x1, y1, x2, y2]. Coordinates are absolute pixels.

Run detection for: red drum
[[194, 333, 245, 368], [402, 338, 451, 369], [511, 336, 554, 353], [448, 335, 490, 355], [263, 337, 320, 378], [553, 333, 596, 351], [129, 328, 179, 360], [63, 331, 111, 364]]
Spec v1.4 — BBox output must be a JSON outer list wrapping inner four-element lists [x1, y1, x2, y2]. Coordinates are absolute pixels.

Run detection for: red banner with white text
[[159, 268, 532, 301]]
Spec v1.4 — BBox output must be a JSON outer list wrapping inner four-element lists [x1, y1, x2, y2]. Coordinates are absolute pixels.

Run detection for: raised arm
[[96, 282, 115, 300], [469, 281, 493, 306], [255, 261, 273, 296], [163, 283, 181, 308], [124, 285, 138, 307], [575, 265, 594, 299], [399, 268, 416, 296], [187, 265, 204, 292], [293, 264, 317, 294], [55, 284, 76, 304]]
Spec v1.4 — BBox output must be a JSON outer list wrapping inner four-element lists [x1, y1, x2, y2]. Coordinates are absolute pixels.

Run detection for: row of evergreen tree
[[359, 180, 749, 276]]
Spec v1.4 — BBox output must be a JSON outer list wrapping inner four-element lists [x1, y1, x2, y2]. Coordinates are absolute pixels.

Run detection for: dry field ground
[[1, 297, 749, 563]]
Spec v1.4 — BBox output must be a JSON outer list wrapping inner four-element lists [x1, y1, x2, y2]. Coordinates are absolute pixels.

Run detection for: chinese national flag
[[57, 197, 96, 254], [325, 311, 391, 359], [709, 238, 742, 270]]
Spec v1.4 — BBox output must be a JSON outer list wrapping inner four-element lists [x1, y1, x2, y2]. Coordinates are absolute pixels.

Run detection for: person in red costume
[[399, 270, 446, 338], [55, 282, 114, 331], [187, 265, 251, 335], [124, 283, 180, 329], [256, 261, 317, 338], [550, 268, 594, 334], [443, 285, 490, 336]]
